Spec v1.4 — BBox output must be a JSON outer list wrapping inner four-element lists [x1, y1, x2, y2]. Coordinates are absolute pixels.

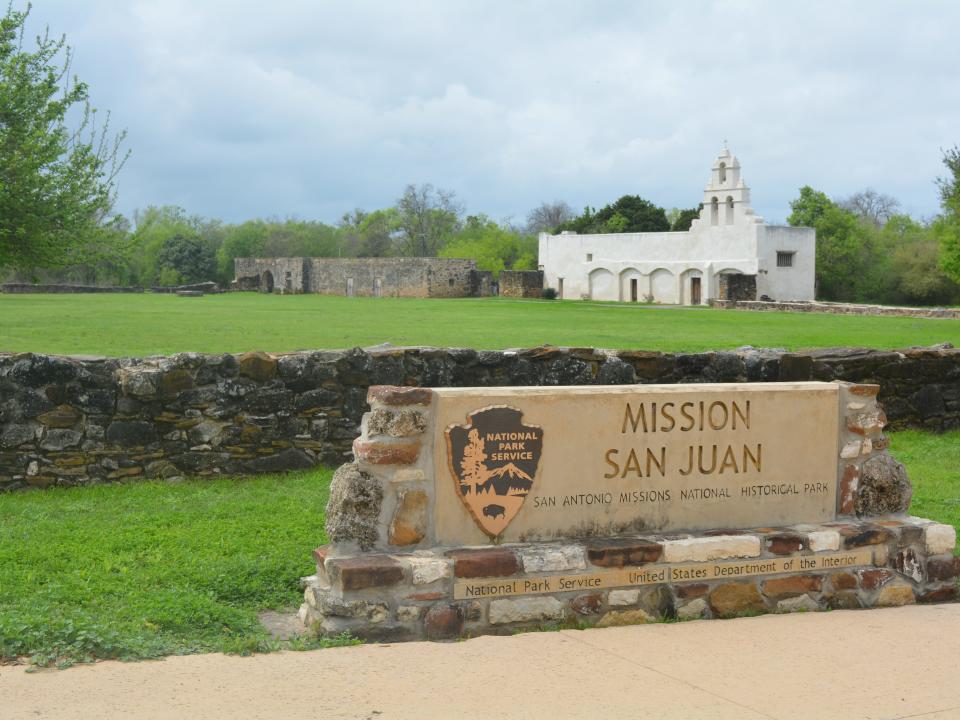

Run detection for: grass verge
[[0, 431, 956, 667], [1, 293, 959, 356]]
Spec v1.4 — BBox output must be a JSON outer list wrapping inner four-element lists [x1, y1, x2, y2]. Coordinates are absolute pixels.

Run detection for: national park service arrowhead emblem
[[445, 406, 543, 538]]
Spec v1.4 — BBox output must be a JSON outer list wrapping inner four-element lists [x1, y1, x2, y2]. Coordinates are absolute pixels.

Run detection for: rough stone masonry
[[299, 380, 956, 641], [1, 343, 959, 491]]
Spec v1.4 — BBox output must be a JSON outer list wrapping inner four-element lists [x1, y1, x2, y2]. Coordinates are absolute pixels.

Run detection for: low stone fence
[[0, 284, 144, 294], [1, 343, 959, 490], [150, 281, 222, 294], [710, 298, 960, 320]]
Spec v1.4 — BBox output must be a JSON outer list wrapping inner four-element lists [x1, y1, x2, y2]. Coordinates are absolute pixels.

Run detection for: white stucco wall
[[756, 225, 816, 301]]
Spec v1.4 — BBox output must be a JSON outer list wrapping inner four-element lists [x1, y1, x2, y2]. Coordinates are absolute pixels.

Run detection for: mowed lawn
[[1, 293, 959, 356], [0, 431, 957, 668]]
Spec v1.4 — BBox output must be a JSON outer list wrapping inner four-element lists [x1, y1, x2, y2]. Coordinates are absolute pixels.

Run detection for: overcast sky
[[29, 1, 960, 226]]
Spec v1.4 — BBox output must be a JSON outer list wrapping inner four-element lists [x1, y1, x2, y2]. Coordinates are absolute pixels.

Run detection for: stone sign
[[435, 384, 838, 545], [301, 380, 957, 642]]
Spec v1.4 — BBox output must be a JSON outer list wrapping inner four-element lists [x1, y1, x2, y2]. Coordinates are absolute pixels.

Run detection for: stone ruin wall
[[233, 257, 492, 298], [499, 271, 544, 299], [711, 298, 960, 320], [717, 274, 757, 302], [1, 343, 959, 491]]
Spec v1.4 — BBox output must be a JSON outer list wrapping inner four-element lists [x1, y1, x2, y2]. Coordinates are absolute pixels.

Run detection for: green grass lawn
[[0, 430, 956, 668], [1, 293, 959, 357]]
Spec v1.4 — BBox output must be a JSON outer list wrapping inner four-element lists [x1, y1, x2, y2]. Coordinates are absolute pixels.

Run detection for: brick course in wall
[[1, 343, 959, 491]]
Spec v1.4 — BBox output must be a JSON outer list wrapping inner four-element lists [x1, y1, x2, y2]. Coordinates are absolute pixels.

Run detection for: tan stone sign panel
[[433, 383, 839, 546], [453, 548, 874, 600]]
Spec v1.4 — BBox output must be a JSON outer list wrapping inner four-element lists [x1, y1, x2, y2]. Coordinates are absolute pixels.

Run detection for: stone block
[[353, 438, 421, 465], [839, 441, 861, 459], [709, 583, 765, 617], [767, 534, 805, 555], [839, 465, 859, 515], [925, 524, 957, 555], [396, 606, 422, 622], [367, 408, 427, 438], [425, 604, 463, 639], [841, 526, 890, 548], [585, 539, 662, 567], [368, 385, 433, 406], [407, 557, 452, 585], [856, 455, 912, 515], [677, 598, 708, 621], [329, 555, 403, 591], [676, 583, 709, 599], [895, 549, 923, 583], [876, 584, 916, 607], [37, 405, 82, 428], [570, 593, 603, 615], [520, 545, 587, 573], [777, 595, 820, 613], [925, 556, 960, 583], [858, 568, 894, 590], [919, 587, 958, 604], [662, 535, 761, 563], [390, 468, 426, 484], [105, 420, 157, 447], [608, 589, 640, 607], [446, 548, 519, 578], [159, 369, 193, 396], [238, 351, 277, 382], [596, 609, 653, 628], [325, 462, 383, 550], [825, 591, 862, 610], [389, 490, 428, 546], [489, 597, 565, 625], [807, 530, 840, 552], [762, 575, 823, 600], [846, 408, 886, 436], [40, 429, 82, 450], [118, 366, 160, 398], [831, 572, 858, 590]]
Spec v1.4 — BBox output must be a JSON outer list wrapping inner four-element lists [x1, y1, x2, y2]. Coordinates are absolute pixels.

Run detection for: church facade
[[537, 149, 815, 304]]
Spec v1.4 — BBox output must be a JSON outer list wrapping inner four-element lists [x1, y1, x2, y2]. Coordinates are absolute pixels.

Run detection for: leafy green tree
[[936, 146, 960, 285], [788, 186, 876, 301], [439, 215, 536, 274], [217, 220, 268, 282], [157, 232, 216, 285], [395, 184, 462, 256], [556, 195, 669, 234], [0, 4, 128, 270], [670, 207, 700, 231]]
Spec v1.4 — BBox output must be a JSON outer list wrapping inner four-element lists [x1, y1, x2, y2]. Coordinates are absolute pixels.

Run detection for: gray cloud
[[30, 0, 960, 224]]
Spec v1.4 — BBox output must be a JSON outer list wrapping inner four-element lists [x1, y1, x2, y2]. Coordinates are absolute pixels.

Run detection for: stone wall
[[499, 271, 544, 298], [716, 273, 757, 302], [0, 284, 144, 294], [711, 298, 960, 320], [232, 257, 492, 298], [1, 344, 959, 491]]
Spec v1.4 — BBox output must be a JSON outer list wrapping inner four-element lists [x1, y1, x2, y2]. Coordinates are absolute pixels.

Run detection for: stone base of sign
[[299, 515, 958, 641]]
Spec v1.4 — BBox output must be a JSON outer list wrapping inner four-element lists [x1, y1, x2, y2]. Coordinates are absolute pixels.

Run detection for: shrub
[[540, 287, 558, 300]]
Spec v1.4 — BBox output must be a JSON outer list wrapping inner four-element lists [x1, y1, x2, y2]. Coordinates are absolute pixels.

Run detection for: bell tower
[[692, 147, 762, 230]]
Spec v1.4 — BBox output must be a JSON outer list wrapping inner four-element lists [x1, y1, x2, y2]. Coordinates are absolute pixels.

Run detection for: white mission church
[[537, 148, 816, 305]]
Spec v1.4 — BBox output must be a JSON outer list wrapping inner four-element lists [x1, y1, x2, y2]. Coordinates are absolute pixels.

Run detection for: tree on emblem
[[459, 428, 488, 495]]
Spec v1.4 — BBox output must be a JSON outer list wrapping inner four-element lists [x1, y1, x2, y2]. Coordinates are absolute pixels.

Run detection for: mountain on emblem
[[445, 406, 543, 538]]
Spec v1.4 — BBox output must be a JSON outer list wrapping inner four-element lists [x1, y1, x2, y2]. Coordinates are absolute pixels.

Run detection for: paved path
[[4, 605, 960, 720]]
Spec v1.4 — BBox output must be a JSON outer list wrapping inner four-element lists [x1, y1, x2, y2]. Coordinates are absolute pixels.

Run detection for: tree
[[0, 4, 128, 270], [439, 215, 536, 274], [936, 146, 960, 284], [156, 232, 216, 285], [526, 200, 573, 234], [788, 186, 876, 301], [556, 195, 670, 234], [459, 428, 488, 494], [670, 207, 700, 231], [839, 189, 900, 227], [395, 184, 462, 256]]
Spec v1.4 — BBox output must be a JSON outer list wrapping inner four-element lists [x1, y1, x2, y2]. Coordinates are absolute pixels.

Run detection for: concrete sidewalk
[[4, 604, 960, 720]]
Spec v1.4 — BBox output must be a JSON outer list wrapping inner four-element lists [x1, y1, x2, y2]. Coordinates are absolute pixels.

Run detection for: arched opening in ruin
[[261, 270, 274, 293]]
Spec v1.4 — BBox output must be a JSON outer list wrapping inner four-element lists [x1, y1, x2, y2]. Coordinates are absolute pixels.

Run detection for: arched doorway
[[261, 270, 274, 293]]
